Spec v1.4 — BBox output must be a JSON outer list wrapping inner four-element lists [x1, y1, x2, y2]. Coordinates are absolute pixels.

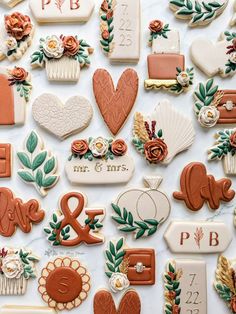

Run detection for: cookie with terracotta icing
[[17, 130, 59, 197], [38, 257, 90, 311], [99, 0, 140, 63], [44, 191, 105, 246], [0, 144, 12, 178], [0, 12, 34, 61], [173, 162, 235, 211], [169, 0, 228, 27], [31, 35, 93, 82]]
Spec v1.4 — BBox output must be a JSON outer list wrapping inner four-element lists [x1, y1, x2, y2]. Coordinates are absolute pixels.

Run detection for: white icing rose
[[89, 137, 109, 157], [177, 71, 190, 87], [229, 52, 236, 64], [198, 106, 220, 128], [1, 254, 24, 279], [42, 35, 64, 59], [5, 36, 17, 51], [109, 273, 130, 293]]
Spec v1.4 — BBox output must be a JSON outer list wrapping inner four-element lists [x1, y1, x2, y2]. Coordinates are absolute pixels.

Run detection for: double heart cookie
[[32, 93, 93, 140], [94, 290, 141, 314], [93, 69, 139, 135]]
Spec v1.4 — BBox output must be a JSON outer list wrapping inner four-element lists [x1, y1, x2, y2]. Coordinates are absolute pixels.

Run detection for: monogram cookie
[[0, 144, 12, 178], [0, 12, 34, 61], [44, 191, 105, 246], [38, 257, 90, 311]]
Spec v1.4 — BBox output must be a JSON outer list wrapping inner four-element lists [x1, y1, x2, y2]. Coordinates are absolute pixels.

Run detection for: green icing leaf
[[32, 151, 47, 170], [26, 131, 38, 154], [44, 157, 56, 174], [17, 152, 31, 169], [42, 176, 58, 188], [18, 171, 35, 182]]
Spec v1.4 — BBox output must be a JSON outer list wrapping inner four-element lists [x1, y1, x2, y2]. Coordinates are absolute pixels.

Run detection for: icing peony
[[4, 36, 17, 51], [229, 51, 236, 64], [144, 139, 168, 163], [198, 106, 220, 127], [42, 35, 64, 59], [109, 272, 130, 293], [149, 20, 163, 33], [101, 0, 109, 12], [102, 30, 109, 40], [230, 131, 236, 149], [177, 71, 190, 87], [1, 254, 24, 279], [10, 67, 28, 81], [62, 36, 79, 56], [111, 139, 127, 156], [89, 137, 109, 157], [71, 140, 89, 156], [5, 12, 32, 41]]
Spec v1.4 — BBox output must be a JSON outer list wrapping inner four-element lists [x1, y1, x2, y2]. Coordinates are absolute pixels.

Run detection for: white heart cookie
[[32, 94, 93, 140], [190, 35, 232, 77]]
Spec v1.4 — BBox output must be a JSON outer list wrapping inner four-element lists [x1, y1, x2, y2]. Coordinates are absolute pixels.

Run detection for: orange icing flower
[[71, 140, 89, 156], [5, 12, 32, 41], [62, 36, 80, 56], [149, 20, 163, 33], [10, 67, 28, 81], [144, 139, 168, 163], [111, 139, 127, 156]]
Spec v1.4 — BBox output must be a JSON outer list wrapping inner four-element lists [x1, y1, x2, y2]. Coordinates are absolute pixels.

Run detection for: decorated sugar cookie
[[30, 0, 94, 23], [132, 99, 195, 165], [0, 187, 44, 237], [169, 0, 228, 27], [0, 306, 57, 314], [0, 67, 32, 126], [93, 69, 139, 135], [112, 176, 171, 239], [145, 20, 194, 94], [173, 162, 235, 211], [231, 0, 236, 26], [99, 0, 140, 63], [94, 289, 141, 314], [32, 93, 93, 140], [0, 246, 39, 295], [105, 238, 155, 293], [31, 35, 93, 82], [17, 131, 59, 197], [65, 137, 134, 185], [191, 31, 236, 77], [0, 144, 12, 178], [215, 256, 236, 313], [38, 257, 90, 310], [208, 129, 236, 175], [0, 0, 24, 7], [164, 260, 207, 314], [0, 12, 34, 61], [194, 79, 236, 127], [164, 221, 232, 253], [44, 192, 105, 246]]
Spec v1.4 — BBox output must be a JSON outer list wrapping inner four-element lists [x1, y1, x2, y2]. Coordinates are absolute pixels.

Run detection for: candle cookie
[[112, 176, 171, 239], [65, 137, 134, 184], [31, 35, 93, 82], [32, 94, 93, 140], [0, 246, 39, 295], [29, 0, 94, 23], [105, 238, 155, 293], [173, 162, 235, 211], [0, 144, 12, 178], [0, 187, 45, 237], [191, 31, 236, 77], [0, 12, 34, 61], [17, 131, 59, 197], [99, 0, 140, 63], [93, 68, 139, 135], [38, 257, 90, 311], [44, 191, 105, 246], [132, 99, 195, 165], [145, 20, 194, 94], [169, 0, 228, 27]]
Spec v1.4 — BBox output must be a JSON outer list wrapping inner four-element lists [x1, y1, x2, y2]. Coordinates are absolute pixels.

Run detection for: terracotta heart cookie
[[32, 93, 93, 140], [94, 289, 141, 314], [93, 69, 139, 135]]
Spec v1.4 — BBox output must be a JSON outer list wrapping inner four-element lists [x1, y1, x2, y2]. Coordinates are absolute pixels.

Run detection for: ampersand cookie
[[173, 162, 235, 211], [44, 192, 105, 246], [0, 12, 34, 61], [112, 176, 171, 239], [65, 137, 134, 185], [38, 257, 90, 311], [0, 187, 45, 237]]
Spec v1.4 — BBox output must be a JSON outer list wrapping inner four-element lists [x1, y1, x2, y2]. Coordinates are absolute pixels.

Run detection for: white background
[[0, 0, 236, 313]]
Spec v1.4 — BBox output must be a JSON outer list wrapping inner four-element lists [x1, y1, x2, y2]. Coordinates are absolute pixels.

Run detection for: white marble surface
[[0, 0, 236, 313]]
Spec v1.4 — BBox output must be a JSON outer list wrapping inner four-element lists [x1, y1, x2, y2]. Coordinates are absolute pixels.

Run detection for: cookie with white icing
[[0, 0, 24, 7]]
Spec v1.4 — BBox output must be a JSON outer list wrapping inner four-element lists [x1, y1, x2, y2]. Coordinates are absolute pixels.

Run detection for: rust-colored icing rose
[[62, 36, 80, 56], [101, 0, 109, 12], [10, 67, 28, 81], [168, 272, 176, 281], [5, 12, 32, 41], [231, 296, 236, 313], [149, 20, 163, 33], [230, 131, 236, 148], [102, 30, 109, 40], [106, 10, 113, 20], [168, 291, 176, 300], [71, 140, 89, 156], [172, 304, 179, 314], [111, 139, 127, 156], [144, 139, 168, 163]]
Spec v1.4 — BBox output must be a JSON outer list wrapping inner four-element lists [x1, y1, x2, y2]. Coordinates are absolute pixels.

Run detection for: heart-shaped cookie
[[93, 69, 139, 135], [32, 94, 93, 140], [94, 290, 141, 314]]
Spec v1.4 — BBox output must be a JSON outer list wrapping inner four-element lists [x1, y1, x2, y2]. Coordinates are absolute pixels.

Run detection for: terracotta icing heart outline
[[93, 68, 139, 135]]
